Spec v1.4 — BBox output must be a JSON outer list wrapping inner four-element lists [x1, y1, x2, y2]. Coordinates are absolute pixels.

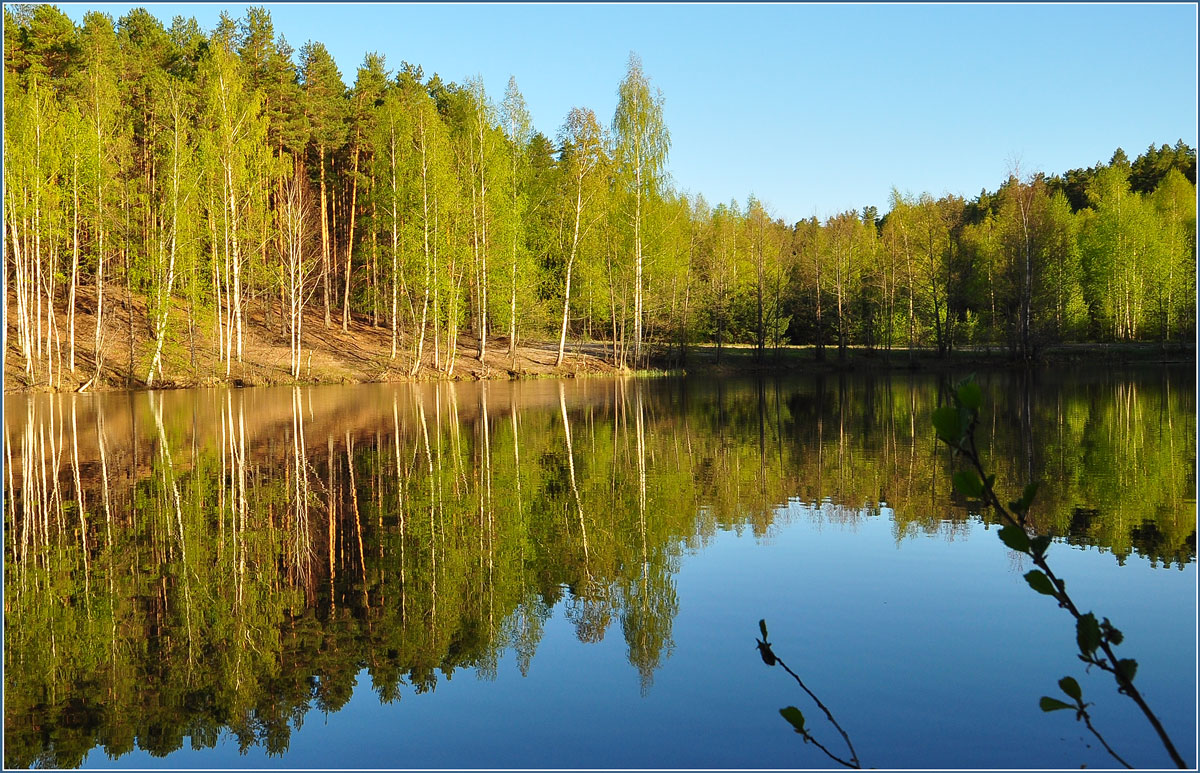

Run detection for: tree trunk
[[342, 142, 359, 331], [147, 106, 182, 386], [69, 148, 80, 373], [390, 126, 400, 359], [371, 198, 379, 328], [93, 107, 106, 384], [320, 143, 330, 328], [633, 161, 643, 367], [476, 116, 489, 364], [410, 119, 431, 377], [556, 186, 584, 368]]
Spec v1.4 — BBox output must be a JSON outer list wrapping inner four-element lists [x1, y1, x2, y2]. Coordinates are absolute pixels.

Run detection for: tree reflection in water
[[3, 368, 1194, 767]]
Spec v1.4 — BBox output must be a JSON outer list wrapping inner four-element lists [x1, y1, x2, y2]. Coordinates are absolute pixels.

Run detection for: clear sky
[[56, 2, 1198, 225]]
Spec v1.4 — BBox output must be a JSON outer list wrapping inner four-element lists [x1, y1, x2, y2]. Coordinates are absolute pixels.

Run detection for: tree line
[[4, 5, 1196, 388]]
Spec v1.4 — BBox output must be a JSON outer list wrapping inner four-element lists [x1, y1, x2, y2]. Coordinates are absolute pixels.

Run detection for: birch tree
[[146, 83, 195, 385], [555, 107, 605, 366], [499, 77, 532, 360], [612, 53, 670, 367], [80, 11, 119, 386]]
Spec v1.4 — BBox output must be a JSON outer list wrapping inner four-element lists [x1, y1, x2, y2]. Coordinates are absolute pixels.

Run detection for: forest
[[4, 5, 1197, 389]]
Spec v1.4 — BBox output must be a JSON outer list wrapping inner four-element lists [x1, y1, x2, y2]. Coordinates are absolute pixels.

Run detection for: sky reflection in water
[[4, 368, 1195, 769]]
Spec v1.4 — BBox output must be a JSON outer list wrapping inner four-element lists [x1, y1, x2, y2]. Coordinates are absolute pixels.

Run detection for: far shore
[[4, 283, 1192, 395], [6, 301, 1192, 396]]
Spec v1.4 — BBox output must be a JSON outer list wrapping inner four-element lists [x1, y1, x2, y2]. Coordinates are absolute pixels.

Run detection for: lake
[[3, 367, 1195, 769]]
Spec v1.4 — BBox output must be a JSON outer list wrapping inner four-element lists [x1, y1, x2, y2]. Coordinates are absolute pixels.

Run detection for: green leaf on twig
[[1011, 482, 1041, 514], [953, 470, 984, 498], [1116, 659, 1138, 683], [1025, 570, 1057, 596], [757, 639, 777, 667], [759, 619, 769, 641], [780, 706, 806, 734], [1058, 676, 1082, 701], [1077, 613, 1101, 656], [1100, 618, 1123, 647], [1040, 696, 1074, 712], [956, 380, 983, 411], [1000, 525, 1031, 553], [932, 406, 962, 444]]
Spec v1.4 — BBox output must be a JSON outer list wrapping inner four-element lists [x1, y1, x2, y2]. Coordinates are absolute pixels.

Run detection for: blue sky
[[57, 3, 1198, 225]]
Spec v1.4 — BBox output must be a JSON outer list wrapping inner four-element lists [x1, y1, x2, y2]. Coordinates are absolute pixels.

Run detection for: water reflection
[[3, 368, 1195, 767]]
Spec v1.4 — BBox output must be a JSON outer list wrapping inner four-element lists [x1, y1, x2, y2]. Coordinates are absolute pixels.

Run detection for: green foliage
[[1040, 696, 1074, 712], [998, 524, 1030, 553], [931, 405, 962, 446], [1023, 569, 1056, 597], [956, 380, 982, 411], [934, 374, 1186, 769], [1075, 612, 1101, 656], [1008, 482, 1040, 516], [1058, 676, 1082, 701], [780, 706, 807, 734], [3, 3, 1194, 386], [952, 469, 984, 498], [3, 366, 1191, 766]]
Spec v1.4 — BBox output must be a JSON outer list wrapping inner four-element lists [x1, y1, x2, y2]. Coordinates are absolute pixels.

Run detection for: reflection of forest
[[4, 368, 1194, 768]]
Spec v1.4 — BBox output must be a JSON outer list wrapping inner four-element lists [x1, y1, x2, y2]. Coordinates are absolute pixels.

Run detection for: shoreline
[[5, 286, 1193, 396], [663, 341, 1197, 375], [6, 339, 1192, 395]]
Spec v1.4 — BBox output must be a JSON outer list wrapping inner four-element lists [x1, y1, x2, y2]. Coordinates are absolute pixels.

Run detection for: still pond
[[3, 367, 1195, 769]]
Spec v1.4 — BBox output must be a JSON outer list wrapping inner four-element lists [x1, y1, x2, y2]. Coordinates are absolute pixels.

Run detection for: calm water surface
[[3, 367, 1195, 769]]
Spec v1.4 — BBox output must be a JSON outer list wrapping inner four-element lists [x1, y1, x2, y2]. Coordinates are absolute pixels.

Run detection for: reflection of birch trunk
[[95, 396, 117, 679], [480, 383, 495, 646], [5, 414, 22, 595], [838, 377, 846, 497], [347, 430, 367, 606], [393, 396, 406, 599], [510, 392, 525, 605], [1022, 373, 1035, 485], [21, 403, 33, 567], [480, 383, 493, 569], [1166, 376, 1176, 512], [327, 434, 336, 590], [417, 394, 437, 619], [635, 384, 647, 574], [905, 378, 914, 502], [758, 380, 767, 496], [48, 397, 64, 544], [151, 391, 193, 669], [434, 387, 446, 570], [70, 399, 90, 602], [96, 399, 113, 553], [225, 393, 248, 606], [291, 387, 313, 593], [32, 403, 44, 562], [238, 397, 248, 563], [23, 405, 35, 561], [560, 382, 589, 566]]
